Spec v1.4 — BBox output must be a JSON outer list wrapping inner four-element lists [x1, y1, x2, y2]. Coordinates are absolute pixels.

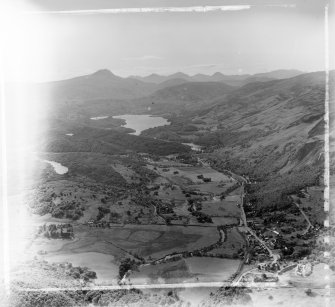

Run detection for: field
[[201, 200, 240, 217], [185, 257, 240, 281], [129, 260, 193, 284], [111, 163, 140, 184], [211, 217, 239, 226], [122, 225, 220, 259], [129, 257, 240, 284], [208, 227, 246, 257], [176, 166, 231, 183], [44, 252, 119, 283], [300, 186, 326, 225], [148, 164, 231, 185], [23, 151, 247, 288], [21, 148, 247, 291], [152, 185, 186, 202], [31, 224, 221, 272], [188, 180, 237, 195]]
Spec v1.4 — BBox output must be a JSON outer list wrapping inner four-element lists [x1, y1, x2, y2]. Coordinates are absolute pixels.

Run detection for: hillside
[[42, 81, 236, 122], [141, 71, 330, 210], [134, 81, 235, 115], [40, 126, 191, 157], [35, 69, 158, 102]]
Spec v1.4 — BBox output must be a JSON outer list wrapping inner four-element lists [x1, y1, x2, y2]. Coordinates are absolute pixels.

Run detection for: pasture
[[130, 260, 193, 284], [148, 164, 231, 185], [185, 257, 240, 281], [208, 227, 246, 257], [201, 200, 240, 217], [122, 225, 220, 259], [130, 257, 240, 285], [188, 180, 237, 195], [33, 224, 220, 270]]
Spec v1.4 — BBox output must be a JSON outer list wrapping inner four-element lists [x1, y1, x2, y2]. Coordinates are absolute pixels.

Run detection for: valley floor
[[7, 148, 333, 307]]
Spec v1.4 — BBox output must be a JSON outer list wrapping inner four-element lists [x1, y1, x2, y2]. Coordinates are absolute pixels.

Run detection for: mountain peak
[[170, 72, 189, 78], [92, 69, 115, 77], [212, 72, 224, 77]]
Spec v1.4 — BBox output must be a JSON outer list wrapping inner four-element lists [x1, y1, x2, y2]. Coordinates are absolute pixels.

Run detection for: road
[[232, 267, 257, 286], [232, 179, 279, 285], [293, 202, 313, 235], [240, 183, 247, 227], [231, 181, 249, 284], [245, 227, 280, 263]]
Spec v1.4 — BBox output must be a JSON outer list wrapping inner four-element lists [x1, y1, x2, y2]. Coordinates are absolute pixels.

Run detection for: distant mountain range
[[130, 69, 304, 86], [30, 69, 304, 104]]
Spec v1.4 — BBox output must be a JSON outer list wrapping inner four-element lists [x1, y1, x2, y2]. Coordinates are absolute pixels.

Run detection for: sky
[[1, 0, 334, 81]]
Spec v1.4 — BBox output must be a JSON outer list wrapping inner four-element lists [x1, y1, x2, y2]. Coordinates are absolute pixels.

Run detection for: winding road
[[232, 179, 280, 285]]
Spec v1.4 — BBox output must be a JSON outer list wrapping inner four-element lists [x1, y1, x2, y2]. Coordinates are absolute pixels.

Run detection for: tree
[[305, 289, 313, 296], [118, 258, 138, 279]]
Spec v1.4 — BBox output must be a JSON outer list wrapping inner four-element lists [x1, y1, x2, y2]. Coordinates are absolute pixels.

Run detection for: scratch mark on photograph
[[20, 281, 302, 292], [21, 4, 296, 15]]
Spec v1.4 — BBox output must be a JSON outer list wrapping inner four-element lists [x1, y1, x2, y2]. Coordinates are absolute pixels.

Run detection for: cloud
[[123, 55, 164, 61], [183, 63, 219, 69]]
